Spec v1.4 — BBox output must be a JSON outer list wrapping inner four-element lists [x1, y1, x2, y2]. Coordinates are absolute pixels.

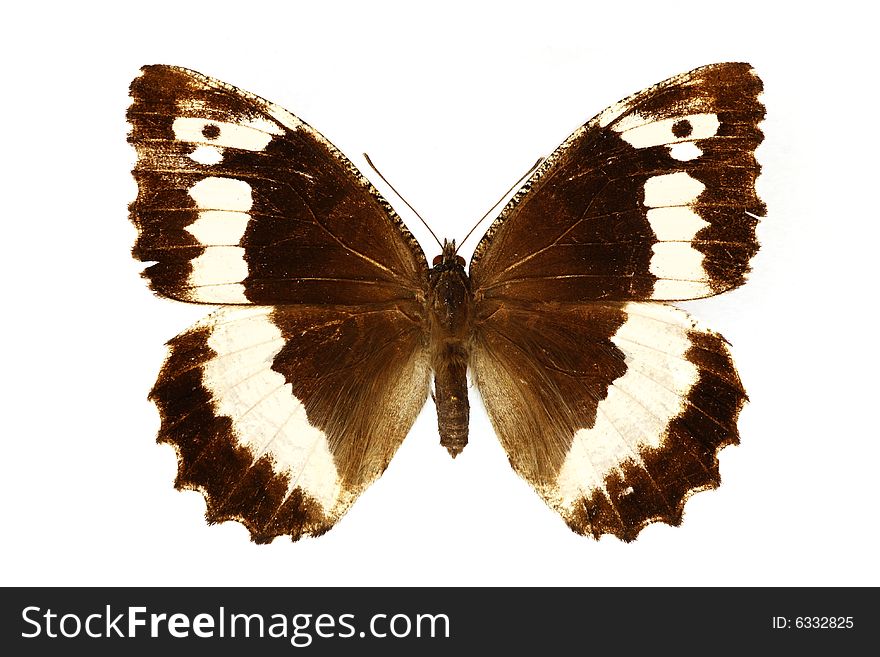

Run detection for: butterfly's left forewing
[[128, 65, 426, 305], [128, 66, 430, 541]]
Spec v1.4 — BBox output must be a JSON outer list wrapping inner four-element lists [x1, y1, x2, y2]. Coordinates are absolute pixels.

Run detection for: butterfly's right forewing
[[470, 63, 764, 303]]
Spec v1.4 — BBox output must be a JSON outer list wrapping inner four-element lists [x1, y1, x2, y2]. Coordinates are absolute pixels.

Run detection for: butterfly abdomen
[[433, 347, 469, 457], [427, 242, 474, 457]]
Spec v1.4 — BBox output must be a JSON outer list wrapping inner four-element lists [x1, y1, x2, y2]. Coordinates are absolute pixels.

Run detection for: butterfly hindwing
[[470, 62, 764, 303], [151, 304, 429, 542], [128, 65, 427, 305], [471, 301, 745, 541]]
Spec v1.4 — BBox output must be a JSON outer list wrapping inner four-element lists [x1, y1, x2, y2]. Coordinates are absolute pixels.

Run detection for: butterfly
[[128, 63, 764, 543]]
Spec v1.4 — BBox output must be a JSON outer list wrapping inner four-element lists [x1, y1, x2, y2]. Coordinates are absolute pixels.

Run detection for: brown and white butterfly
[[128, 63, 764, 542]]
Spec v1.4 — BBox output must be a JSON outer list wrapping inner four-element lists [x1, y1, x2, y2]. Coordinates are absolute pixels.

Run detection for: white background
[[2, 1, 877, 587]]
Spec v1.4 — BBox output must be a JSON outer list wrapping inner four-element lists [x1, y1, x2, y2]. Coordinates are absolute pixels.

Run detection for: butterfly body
[[128, 63, 764, 542], [427, 240, 474, 457]]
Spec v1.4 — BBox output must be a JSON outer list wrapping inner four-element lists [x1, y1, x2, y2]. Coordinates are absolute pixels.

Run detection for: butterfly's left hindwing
[[128, 65, 427, 305], [153, 305, 429, 542]]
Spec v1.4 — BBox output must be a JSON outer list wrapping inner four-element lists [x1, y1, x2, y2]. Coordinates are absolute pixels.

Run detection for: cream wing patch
[[646, 207, 709, 241], [188, 176, 253, 211], [189, 145, 225, 165], [555, 302, 700, 511], [642, 172, 713, 299], [185, 211, 251, 245], [201, 306, 343, 513], [668, 142, 702, 161], [615, 113, 720, 148], [643, 172, 704, 207], [184, 176, 254, 303], [172, 116, 283, 152], [171, 109, 287, 302]]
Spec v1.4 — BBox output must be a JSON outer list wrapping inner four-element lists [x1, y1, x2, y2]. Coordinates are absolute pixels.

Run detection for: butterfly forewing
[[470, 62, 764, 303], [470, 63, 763, 540], [128, 65, 427, 305]]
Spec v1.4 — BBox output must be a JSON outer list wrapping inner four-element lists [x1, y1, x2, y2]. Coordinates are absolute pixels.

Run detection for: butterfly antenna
[[456, 157, 544, 254], [363, 153, 443, 249]]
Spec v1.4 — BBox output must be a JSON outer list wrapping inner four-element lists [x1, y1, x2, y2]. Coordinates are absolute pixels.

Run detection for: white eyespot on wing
[[616, 113, 719, 149], [173, 116, 278, 152], [555, 303, 700, 510], [188, 145, 225, 165], [643, 172, 705, 208], [202, 307, 342, 512], [668, 142, 703, 161]]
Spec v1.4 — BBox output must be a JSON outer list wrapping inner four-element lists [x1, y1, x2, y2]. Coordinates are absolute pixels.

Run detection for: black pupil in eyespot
[[202, 123, 221, 139], [672, 119, 692, 138]]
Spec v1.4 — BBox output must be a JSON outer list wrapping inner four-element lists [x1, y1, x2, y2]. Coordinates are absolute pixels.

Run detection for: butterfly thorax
[[427, 240, 473, 458]]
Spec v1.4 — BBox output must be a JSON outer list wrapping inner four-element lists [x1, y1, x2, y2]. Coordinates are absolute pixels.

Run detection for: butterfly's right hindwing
[[471, 301, 746, 541]]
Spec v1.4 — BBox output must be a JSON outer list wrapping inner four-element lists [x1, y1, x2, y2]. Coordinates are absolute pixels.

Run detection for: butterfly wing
[[472, 301, 744, 540], [470, 62, 764, 303], [153, 305, 429, 542], [129, 65, 426, 305], [470, 63, 763, 539], [128, 66, 430, 541]]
